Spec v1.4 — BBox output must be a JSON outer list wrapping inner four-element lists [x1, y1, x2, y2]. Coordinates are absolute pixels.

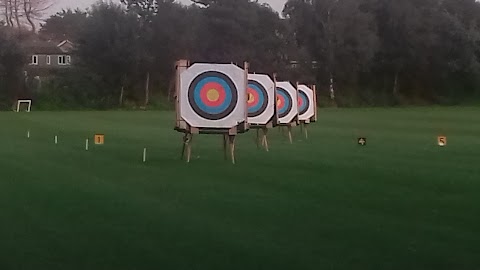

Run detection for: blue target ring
[[247, 80, 268, 117], [298, 90, 309, 116], [276, 87, 292, 118], [188, 71, 238, 120]]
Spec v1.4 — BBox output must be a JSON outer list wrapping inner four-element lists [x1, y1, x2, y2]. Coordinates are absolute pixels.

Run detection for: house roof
[[57, 40, 74, 47], [23, 40, 65, 55], [57, 40, 75, 53]]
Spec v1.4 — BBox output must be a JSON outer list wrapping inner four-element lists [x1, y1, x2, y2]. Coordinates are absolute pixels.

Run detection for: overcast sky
[[48, 0, 286, 15]]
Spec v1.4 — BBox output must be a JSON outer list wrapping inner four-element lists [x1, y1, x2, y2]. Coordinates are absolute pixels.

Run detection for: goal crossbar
[[16, 100, 32, 112]]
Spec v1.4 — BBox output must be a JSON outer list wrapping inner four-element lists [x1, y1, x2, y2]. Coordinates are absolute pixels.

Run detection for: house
[[23, 39, 74, 77], [289, 60, 318, 69]]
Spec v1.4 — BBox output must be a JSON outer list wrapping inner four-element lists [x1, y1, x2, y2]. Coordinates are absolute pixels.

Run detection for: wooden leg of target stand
[[181, 135, 187, 160], [261, 128, 266, 147], [305, 125, 309, 140], [181, 133, 193, 162], [229, 135, 236, 164], [256, 129, 260, 149], [181, 133, 188, 160], [262, 128, 269, 152], [288, 126, 293, 144], [186, 134, 193, 163], [223, 134, 228, 160]]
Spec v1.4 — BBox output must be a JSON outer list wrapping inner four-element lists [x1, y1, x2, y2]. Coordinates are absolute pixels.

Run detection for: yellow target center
[[277, 97, 281, 106], [207, 89, 220, 102], [248, 93, 255, 103]]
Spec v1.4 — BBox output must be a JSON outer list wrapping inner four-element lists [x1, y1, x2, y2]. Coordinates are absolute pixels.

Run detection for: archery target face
[[247, 74, 275, 125], [297, 85, 315, 121], [276, 88, 292, 118], [188, 71, 237, 120], [180, 64, 247, 128], [276, 81, 298, 124]]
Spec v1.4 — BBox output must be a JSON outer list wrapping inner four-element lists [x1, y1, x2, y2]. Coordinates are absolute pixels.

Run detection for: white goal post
[[16, 99, 32, 112]]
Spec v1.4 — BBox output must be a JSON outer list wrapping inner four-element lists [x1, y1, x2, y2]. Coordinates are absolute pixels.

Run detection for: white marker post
[[27, 130, 30, 138], [143, 148, 147, 163], [54, 135, 58, 144], [85, 139, 89, 151]]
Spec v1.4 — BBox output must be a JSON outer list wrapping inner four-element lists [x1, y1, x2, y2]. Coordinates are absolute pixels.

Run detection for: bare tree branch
[[23, 0, 54, 32]]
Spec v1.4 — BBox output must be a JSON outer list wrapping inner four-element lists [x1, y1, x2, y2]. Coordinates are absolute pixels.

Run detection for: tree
[[0, 0, 16, 27], [23, 0, 53, 32], [284, 0, 378, 103], [0, 25, 26, 107], [39, 9, 88, 42], [191, 0, 290, 73], [121, 0, 186, 103], [76, 2, 142, 106], [370, 0, 480, 101], [0, 0, 53, 31]]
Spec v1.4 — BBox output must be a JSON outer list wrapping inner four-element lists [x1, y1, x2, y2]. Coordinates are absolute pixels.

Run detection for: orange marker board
[[94, 134, 105, 145]]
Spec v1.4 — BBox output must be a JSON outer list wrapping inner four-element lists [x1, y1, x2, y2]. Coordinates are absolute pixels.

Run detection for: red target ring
[[199, 82, 226, 107]]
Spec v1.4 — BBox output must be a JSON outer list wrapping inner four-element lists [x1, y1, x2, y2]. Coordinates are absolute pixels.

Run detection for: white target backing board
[[297, 85, 315, 121], [180, 63, 247, 129], [276, 81, 298, 124], [247, 74, 276, 125]]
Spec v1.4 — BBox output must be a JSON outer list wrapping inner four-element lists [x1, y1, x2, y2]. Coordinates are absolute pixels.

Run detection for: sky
[[48, 0, 286, 15]]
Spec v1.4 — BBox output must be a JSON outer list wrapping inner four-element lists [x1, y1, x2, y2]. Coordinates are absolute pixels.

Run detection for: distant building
[[23, 39, 74, 77], [289, 60, 318, 69]]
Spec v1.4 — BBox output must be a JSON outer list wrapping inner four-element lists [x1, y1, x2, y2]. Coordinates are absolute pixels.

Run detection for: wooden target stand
[[297, 84, 318, 139], [276, 78, 298, 144], [279, 121, 298, 144], [248, 73, 278, 151], [179, 127, 243, 164], [174, 60, 249, 164], [251, 123, 273, 151]]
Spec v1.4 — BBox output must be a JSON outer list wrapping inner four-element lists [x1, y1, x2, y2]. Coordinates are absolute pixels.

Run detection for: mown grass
[[1, 107, 479, 270]]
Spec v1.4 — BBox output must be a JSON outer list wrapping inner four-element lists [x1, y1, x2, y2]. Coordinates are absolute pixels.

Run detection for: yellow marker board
[[94, 134, 105, 145]]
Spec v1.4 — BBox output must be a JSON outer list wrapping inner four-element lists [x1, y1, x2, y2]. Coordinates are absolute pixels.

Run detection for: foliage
[[0, 25, 26, 109], [3, 0, 480, 110], [33, 69, 116, 110], [284, 0, 480, 105], [39, 9, 88, 42]]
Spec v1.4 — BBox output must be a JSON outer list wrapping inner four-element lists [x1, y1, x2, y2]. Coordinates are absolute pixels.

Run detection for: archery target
[[298, 90, 309, 115], [247, 74, 275, 125], [297, 85, 316, 121], [247, 81, 267, 117], [180, 63, 247, 128], [188, 71, 237, 120], [276, 81, 298, 124], [276, 87, 292, 118]]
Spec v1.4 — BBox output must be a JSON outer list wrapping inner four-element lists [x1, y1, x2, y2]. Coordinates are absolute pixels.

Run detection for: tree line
[[1, 0, 480, 110]]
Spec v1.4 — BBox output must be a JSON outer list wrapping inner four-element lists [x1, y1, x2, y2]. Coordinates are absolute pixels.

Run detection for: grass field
[[1, 107, 480, 270]]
